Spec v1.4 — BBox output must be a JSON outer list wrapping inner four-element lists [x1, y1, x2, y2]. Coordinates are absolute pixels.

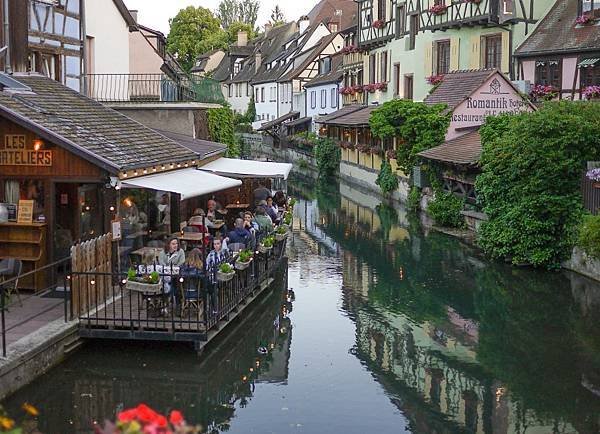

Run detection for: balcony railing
[[343, 92, 366, 106], [343, 52, 365, 67], [421, 0, 492, 31], [83, 73, 225, 104]]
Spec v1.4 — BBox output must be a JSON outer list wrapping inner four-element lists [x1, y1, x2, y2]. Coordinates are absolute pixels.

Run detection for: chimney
[[237, 30, 248, 47], [264, 23, 272, 34], [255, 51, 262, 73], [129, 10, 138, 23], [298, 15, 309, 34]]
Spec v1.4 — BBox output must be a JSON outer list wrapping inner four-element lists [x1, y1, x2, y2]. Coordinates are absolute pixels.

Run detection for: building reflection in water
[[290, 177, 600, 434], [5, 283, 295, 434]]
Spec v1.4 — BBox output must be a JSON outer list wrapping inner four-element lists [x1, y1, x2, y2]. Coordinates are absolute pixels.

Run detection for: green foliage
[[244, 96, 256, 123], [376, 159, 398, 195], [283, 212, 292, 225], [407, 186, 421, 212], [427, 190, 465, 228], [369, 99, 451, 174], [375, 202, 398, 241], [476, 102, 600, 267], [578, 214, 600, 258], [314, 137, 340, 178], [276, 225, 287, 234], [167, 7, 222, 71], [217, 0, 259, 29], [219, 262, 234, 273], [127, 268, 136, 281], [149, 271, 160, 284], [297, 158, 309, 169], [237, 249, 252, 262], [270, 5, 285, 26], [207, 107, 240, 157], [261, 236, 275, 247]]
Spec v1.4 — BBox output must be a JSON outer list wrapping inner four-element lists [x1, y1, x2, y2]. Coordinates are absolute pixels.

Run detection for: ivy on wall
[[207, 106, 240, 157], [314, 137, 340, 178], [376, 159, 398, 195]]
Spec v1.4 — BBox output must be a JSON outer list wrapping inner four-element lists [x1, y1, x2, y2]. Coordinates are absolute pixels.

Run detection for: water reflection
[[4, 281, 295, 434], [291, 176, 600, 433]]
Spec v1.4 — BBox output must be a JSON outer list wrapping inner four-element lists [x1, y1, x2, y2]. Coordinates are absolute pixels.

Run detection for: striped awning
[[578, 58, 600, 68]]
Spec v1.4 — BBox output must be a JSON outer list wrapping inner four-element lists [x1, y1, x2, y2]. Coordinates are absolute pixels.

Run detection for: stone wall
[[564, 247, 600, 283]]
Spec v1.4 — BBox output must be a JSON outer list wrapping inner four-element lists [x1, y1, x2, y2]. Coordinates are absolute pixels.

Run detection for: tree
[[217, 0, 259, 29], [244, 95, 256, 123], [314, 137, 340, 178], [226, 21, 257, 43], [270, 5, 285, 26], [167, 6, 222, 71]]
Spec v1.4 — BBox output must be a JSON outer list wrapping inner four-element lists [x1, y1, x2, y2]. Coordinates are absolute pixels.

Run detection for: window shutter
[[450, 37, 460, 71], [424, 42, 433, 77], [501, 31, 510, 73], [469, 35, 481, 69]]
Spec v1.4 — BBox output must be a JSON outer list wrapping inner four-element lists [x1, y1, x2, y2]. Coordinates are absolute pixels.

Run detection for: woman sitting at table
[[243, 211, 259, 233], [158, 237, 185, 302]]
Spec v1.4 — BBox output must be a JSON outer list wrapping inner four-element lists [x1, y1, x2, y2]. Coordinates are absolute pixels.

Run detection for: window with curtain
[[535, 60, 561, 88], [581, 64, 600, 87], [484, 35, 502, 69], [436, 40, 451, 75]]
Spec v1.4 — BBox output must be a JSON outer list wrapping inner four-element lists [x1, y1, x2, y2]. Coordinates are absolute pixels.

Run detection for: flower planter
[[593, 182, 600, 189], [216, 270, 235, 282], [258, 244, 273, 254], [235, 259, 251, 270], [275, 232, 288, 242], [126, 279, 162, 294]]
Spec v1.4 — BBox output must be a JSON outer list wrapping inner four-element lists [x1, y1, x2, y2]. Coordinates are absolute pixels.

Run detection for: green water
[[3, 179, 600, 433]]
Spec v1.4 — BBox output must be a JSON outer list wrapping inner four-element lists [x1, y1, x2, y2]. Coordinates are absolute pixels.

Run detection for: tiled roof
[[516, 1, 600, 56], [257, 111, 300, 131], [278, 33, 341, 82], [0, 74, 198, 173], [154, 129, 226, 159], [316, 104, 365, 123], [418, 130, 481, 166], [230, 45, 254, 57], [424, 69, 496, 111], [286, 116, 312, 127], [211, 56, 231, 82], [308, 0, 357, 30], [305, 54, 343, 88], [319, 104, 377, 126]]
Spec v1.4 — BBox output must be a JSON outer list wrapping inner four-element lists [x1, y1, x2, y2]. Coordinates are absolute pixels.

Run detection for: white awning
[[122, 168, 242, 200], [198, 158, 293, 180]]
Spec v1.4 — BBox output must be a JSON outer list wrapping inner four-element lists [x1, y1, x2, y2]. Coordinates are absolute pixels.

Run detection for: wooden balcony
[[343, 52, 365, 69], [343, 92, 366, 106], [421, 0, 492, 31], [358, 19, 396, 49]]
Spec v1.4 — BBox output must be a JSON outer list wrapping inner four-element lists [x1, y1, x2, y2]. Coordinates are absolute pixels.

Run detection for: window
[[393, 63, 400, 95], [380, 51, 388, 82], [581, 0, 600, 16], [369, 54, 376, 84], [311, 91, 317, 109], [435, 40, 451, 75], [320, 57, 332, 74], [535, 60, 561, 88], [331, 88, 337, 108], [396, 5, 406, 39], [503, 0, 514, 14], [234, 63, 241, 75], [261, 87, 265, 102], [329, 23, 338, 32], [255, 87, 259, 101], [484, 35, 502, 69], [30, 51, 60, 82], [270, 86, 276, 102], [321, 89, 327, 108], [247, 83, 251, 97], [434, 0, 445, 5], [409, 15, 419, 50], [404, 74, 413, 100], [228, 84, 232, 97], [377, 0, 386, 20], [581, 63, 600, 87]]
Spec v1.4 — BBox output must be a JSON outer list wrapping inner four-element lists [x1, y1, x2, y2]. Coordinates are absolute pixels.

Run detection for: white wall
[[306, 82, 341, 130], [226, 82, 252, 114], [85, 0, 130, 74], [254, 81, 280, 123]]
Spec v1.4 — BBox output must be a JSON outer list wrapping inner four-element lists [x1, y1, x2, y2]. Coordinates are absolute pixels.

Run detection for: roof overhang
[[122, 168, 242, 200], [198, 158, 293, 180]]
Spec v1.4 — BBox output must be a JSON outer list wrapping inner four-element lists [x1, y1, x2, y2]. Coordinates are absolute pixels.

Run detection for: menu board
[[17, 199, 34, 223]]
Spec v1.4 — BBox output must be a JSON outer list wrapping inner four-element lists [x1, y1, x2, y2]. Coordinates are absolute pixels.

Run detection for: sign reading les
[[0, 134, 53, 166]]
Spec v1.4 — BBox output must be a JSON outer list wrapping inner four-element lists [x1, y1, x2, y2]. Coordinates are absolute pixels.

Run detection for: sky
[[123, 0, 319, 35]]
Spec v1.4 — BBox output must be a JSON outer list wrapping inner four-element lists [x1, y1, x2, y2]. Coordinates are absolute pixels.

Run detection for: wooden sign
[[17, 199, 34, 223], [1, 134, 52, 166], [111, 219, 122, 241]]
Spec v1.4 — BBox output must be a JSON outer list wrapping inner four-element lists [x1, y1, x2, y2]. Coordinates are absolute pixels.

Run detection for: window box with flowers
[[576, 14, 595, 25], [356, 143, 370, 153], [386, 149, 396, 160], [363, 82, 387, 93], [339, 86, 355, 95], [369, 146, 383, 155], [429, 4, 448, 15], [340, 45, 360, 54], [587, 168, 600, 188], [427, 75, 444, 86], [529, 84, 558, 101], [583, 85, 600, 100], [372, 19, 385, 29], [352, 85, 364, 94]]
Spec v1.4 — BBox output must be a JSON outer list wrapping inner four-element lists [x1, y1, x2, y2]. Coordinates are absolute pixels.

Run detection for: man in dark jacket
[[227, 218, 252, 248]]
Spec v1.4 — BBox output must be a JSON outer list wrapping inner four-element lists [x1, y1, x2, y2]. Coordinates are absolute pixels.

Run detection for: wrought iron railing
[[83, 73, 225, 104]]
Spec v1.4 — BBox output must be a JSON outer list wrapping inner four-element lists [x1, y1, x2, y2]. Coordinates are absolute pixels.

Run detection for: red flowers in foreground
[[96, 404, 198, 434]]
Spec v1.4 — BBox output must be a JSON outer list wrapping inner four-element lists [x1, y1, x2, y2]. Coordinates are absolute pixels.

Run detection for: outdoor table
[[172, 232, 209, 249]]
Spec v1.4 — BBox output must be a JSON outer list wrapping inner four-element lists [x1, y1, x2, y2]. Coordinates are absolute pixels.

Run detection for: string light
[[109, 206, 115, 212]]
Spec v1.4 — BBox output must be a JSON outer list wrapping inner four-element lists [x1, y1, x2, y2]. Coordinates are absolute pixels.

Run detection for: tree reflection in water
[[292, 178, 600, 434]]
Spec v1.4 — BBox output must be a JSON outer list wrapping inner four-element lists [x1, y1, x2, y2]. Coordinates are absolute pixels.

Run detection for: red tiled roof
[[424, 69, 496, 112], [418, 130, 481, 166]]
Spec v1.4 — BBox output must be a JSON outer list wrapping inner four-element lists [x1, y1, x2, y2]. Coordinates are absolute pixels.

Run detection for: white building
[[304, 55, 343, 131]]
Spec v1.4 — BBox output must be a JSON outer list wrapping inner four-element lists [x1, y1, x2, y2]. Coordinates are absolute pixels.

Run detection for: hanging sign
[[17, 199, 34, 223], [111, 219, 122, 241], [0, 135, 53, 166]]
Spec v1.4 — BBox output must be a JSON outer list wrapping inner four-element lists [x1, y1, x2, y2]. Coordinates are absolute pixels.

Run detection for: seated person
[[243, 211, 259, 233], [206, 237, 230, 271], [253, 184, 271, 205], [227, 218, 252, 248], [253, 205, 273, 234], [266, 196, 279, 223], [188, 208, 210, 233], [181, 248, 203, 273], [274, 191, 287, 209], [158, 237, 185, 298]]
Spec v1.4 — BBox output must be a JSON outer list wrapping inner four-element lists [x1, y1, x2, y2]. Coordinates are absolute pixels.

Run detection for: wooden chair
[[0, 258, 23, 307], [179, 272, 203, 317]]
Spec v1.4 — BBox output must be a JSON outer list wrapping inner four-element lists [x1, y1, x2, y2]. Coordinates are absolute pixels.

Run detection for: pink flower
[[372, 19, 385, 29], [169, 410, 184, 426], [427, 75, 444, 85], [576, 14, 593, 25], [429, 4, 448, 14]]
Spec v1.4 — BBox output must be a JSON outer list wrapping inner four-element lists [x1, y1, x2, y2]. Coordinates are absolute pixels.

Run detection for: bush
[[578, 214, 600, 258], [207, 106, 240, 157], [427, 190, 465, 228], [476, 102, 600, 267], [376, 159, 398, 195], [407, 186, 421, 212], [314, 137, 340, 177]]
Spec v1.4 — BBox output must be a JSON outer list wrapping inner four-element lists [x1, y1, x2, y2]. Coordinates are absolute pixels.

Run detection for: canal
[[3, 177, 600, 433]]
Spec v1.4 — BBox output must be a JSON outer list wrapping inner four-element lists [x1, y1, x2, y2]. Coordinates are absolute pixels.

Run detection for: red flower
[[169, 410, 184, 426], [117, 409, 138, 423]]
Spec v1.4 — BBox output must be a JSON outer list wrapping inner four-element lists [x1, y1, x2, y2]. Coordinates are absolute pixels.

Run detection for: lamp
[[33, 139, 44, 151]]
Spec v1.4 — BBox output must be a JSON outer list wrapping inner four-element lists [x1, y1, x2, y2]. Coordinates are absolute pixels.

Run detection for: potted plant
[[125, 268, 162, 293], [283, 211, 293, 226], [529, 84, 558, 101], [576, 14, 594, 25], [583, 85, 600, 100], [427, 75, 444, 86], [275, 225, 288, 241], [258, 235, 275, 253], [217, 262, 236, 282], [372, 19, 385, 29], [586, 168, 600, 188], [235, 249, 253, 270], [429, 4, 448, 15]]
